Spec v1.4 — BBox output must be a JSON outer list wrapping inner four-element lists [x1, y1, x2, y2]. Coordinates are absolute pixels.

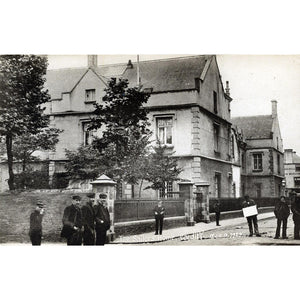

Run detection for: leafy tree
[[144, 141, 183, 198], [13, 128, 62, 172], [90, 77, 152, 198], [65, 145, 104, 180], [0, 55, 50, 190]]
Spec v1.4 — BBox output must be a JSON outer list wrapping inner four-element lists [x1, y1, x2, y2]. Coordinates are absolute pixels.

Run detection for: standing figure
[[61, 195, 83, 246], [242, 195, 261, 237], [29, 201, 44, 246], [82, 193, 96, 245], [291, 194, 300, 240], [154, 200, 165, 235], [274, 196, 290, 239], [94, 194, 111, 245], [214, 200, 221, 226]]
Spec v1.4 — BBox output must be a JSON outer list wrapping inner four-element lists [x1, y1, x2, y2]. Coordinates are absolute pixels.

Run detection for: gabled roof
[[293, 153, 300, 164], [44, 67, 88, 99], [45, 55, 214, 99], [231, 115, 273, 139], [124, 55, 213, 93]]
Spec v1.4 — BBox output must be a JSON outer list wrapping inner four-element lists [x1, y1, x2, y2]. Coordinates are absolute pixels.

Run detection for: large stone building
[[41, 55, 235, 200], [1, 55, 284, 204], [232, 100, 284, 198], [284, 149, 300, 194]]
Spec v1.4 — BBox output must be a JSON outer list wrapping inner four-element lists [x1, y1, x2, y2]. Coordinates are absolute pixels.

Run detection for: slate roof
[[124, 55, 212, 93], [231, 115, 273, 139], [293, 153, 300, 164], [45, 55, 214, 99]]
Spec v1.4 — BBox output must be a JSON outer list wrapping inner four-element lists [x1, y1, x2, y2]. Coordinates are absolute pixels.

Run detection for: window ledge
[[252, 169, 263, 173], [84, 100, 96, 104], [154, 144, 174, 149]]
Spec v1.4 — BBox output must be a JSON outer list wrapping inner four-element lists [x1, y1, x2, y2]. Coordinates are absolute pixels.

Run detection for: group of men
[[61, 193, 111, 245], [213, 193, 300, 240], [29, 193, 111, 246]]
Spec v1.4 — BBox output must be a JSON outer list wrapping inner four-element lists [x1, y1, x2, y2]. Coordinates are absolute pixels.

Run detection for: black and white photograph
[[1, 54, 300, 246], [1, 1, 299, 300]]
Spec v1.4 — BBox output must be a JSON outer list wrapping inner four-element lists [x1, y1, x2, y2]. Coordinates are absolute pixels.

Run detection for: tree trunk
[[6, 134, 15, 190], [138, 179, 144, 199]]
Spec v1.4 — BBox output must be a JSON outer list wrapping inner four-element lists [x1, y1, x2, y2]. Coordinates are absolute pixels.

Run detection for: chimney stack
[[271, 100, 277, 118], [284, 149, 293, 164], [88, 55, 97, 68], [225, 81, 230, 96]]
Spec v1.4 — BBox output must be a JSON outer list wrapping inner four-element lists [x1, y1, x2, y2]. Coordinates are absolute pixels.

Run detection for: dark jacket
[[214, 202, 221, 213], [95, 204, 111, 231], [154, 205, 165, 218], [291, 198, 300, 223], [61, 204, 83, 238], [29, 210, 43, 236], [81, 201, 95, 233], [274, 201, 290, 220], [242, 199, 256, 208]]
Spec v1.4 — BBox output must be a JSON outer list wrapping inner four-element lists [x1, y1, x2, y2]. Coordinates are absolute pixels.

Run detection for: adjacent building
[[232, 100, 284, 198], [284, 149, 300, 194]]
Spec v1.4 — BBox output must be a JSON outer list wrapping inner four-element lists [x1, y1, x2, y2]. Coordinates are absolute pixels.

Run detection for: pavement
[[112, 212, 275, 244]]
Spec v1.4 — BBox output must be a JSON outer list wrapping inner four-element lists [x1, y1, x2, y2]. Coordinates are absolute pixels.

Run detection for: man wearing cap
[[81, 193, 96, 245], [94, 193, 111, 245], [242, 195, 261, 237], [154, 200, 165, 235], [29, 201, 45, 245], [61, 195, 83, 245]]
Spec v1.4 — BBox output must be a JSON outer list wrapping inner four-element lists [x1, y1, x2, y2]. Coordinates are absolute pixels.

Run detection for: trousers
[[67, 231, 82, 246], [246, 215, 259, 235], [155, 216, 164, 234], [294, 222, 300, 239], [275, 218, 287, 238], [215, 212, 220, 225], [30, 232, 41, 246], [96, 229, 107, 245]]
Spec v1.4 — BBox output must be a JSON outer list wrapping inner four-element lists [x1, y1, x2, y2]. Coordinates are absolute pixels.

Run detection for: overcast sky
[[48, 54, 300, 153]]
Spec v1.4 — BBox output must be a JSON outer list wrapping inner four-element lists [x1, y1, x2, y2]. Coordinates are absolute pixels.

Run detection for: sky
[[47, 54, 300, 153]]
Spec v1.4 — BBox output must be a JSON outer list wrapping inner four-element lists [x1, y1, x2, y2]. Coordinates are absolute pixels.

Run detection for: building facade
[[232, 100, 284, 198], [284, 149, 300, 194]]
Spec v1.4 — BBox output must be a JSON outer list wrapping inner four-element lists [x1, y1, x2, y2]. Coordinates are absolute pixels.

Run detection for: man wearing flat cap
[[94, 193, 111, 245], [29, 201, 45, 245], [81, 193, 96, 245], [61, 195, 83, 245]]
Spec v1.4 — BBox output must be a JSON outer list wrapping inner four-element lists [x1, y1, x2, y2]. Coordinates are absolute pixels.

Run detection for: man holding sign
[[242, 195, 261, 237]]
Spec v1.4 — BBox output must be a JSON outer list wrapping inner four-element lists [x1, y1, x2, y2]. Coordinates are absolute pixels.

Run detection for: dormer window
[[85, 89, 95, 102]]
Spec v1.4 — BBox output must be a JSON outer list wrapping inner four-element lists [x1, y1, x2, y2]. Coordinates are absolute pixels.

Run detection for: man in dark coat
[[29, 200, 44, 246], [274, 196, 290, 239], [61, 195, 83, 246], [81, 193, 96, 245], [94, 194, 111, 245], [154, 200, 165, 235], [242, 195, 261, 237], [291, 194, 300, 240], [214, 200, 221, 226]]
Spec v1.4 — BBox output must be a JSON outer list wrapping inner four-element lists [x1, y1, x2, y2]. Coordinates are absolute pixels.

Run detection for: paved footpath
[[112, 212, 275, 244]]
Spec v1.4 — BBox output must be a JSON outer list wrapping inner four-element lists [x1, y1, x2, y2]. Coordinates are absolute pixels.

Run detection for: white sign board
[[242, 205, 258, 217]]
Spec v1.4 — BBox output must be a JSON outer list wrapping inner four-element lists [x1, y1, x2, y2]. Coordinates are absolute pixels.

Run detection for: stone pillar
[[195, 182, 210, 223], [90, 175, 116, 241], [178, 181, 195, 226]]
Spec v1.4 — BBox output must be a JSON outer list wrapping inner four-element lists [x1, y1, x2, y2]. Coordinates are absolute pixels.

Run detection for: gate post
[[90, 174, 117, 242], [178, 181, 195, 226], [195, 182, 210, 223]]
